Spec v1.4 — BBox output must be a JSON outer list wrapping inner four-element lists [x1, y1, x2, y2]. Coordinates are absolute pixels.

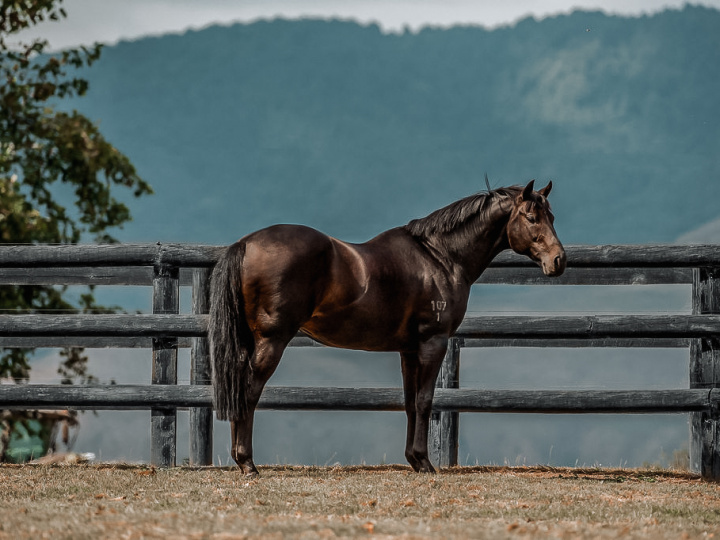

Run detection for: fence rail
[[2, 243, 720, 268], [1, 243, 719, 478], [0, 385, 717, 413], [3, 313, 720, 338], [0, 266, 697, 286], [1, 314, 714, 351]]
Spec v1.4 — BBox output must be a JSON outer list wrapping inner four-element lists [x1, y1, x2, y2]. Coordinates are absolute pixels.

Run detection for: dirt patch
[[1, 464, 718, 539]]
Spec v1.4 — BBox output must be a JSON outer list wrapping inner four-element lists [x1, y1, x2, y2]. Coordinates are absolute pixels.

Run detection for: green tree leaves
[[0, 0, 152, 383]]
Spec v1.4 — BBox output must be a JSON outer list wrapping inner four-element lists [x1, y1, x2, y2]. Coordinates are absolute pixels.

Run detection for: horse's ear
[[538, 181, 553, 198], [522, 180, 535, 201]]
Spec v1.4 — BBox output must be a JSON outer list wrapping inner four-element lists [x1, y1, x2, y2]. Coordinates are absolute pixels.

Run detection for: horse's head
[[506, 180, 566, 277]]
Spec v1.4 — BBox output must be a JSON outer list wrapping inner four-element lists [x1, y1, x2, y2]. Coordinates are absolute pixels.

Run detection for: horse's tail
[[209, 242, 253, 421]]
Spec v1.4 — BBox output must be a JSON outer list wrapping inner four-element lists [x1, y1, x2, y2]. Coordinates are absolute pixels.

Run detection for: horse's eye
[[526, 214, 536, 224]]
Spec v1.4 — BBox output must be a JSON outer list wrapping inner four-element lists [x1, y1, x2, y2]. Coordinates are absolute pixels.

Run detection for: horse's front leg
[[230, 337, 287, 477], [400, 352, 422, 472], [410, 336, 448, 473]]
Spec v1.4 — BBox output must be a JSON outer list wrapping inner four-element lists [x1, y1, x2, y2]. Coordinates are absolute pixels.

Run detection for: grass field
[[1, 464, 719, 539]]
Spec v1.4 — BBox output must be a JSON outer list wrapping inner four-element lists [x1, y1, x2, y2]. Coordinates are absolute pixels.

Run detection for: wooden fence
[[0, 243, 719, 479]]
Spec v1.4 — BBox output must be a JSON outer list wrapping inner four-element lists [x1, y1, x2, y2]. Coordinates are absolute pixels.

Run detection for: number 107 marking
[[431, 300, 447, 322]]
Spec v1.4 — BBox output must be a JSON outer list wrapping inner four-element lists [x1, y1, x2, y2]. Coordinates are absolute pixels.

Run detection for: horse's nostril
[[554, 255, 561, 268]]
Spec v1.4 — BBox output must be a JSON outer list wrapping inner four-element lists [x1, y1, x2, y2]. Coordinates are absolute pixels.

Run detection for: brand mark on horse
[[431, 300, 447, 321]]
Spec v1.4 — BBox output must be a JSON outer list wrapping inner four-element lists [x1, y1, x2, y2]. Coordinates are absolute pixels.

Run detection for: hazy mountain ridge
[[67, 5, 719, 245]]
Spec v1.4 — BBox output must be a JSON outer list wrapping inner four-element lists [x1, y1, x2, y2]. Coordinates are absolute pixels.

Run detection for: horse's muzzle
[[541, 250, 567, 277]]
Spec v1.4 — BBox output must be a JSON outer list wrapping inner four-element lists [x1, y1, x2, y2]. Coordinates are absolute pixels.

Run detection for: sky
[[15, 0, 720, 50]]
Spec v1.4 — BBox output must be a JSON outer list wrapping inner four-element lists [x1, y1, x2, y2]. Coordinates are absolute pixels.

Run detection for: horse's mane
[[404, 186, 522, 239]]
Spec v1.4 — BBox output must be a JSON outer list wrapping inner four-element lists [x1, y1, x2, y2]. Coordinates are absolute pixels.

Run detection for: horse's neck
[[434, 197, 512, 284]]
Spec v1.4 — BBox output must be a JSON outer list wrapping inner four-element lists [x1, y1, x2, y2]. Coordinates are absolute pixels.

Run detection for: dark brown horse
[[209, 181, 566, 476]]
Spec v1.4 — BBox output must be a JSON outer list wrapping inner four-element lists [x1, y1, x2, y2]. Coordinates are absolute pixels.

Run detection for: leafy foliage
[[0, 0, 152, 382]]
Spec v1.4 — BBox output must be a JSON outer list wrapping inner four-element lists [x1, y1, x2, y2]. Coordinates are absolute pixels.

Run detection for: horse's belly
[[300, 313, 409, 352]]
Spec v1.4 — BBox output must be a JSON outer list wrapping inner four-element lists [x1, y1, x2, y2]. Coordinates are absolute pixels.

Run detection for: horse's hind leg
[[230, 337, 288, 476]]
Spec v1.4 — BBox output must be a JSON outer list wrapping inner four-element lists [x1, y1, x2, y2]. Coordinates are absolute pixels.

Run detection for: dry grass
[[1, 463, 719, 539]]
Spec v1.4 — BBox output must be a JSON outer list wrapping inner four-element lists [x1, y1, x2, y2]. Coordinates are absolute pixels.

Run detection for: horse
[[209, 180, 566, 476]]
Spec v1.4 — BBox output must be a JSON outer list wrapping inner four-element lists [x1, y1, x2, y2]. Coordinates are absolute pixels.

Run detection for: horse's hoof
[[418, 461, 436, 474], [406, 456, 422, 472], [239, 462, 260, 477], [407, 453, 436, 473]]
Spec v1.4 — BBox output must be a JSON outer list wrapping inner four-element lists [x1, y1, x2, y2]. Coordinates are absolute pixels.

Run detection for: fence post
[[151, 263, 179, 467], [190, 268, 213, 465], [429, 337, 460, 468], [690, 267, 720, 480]]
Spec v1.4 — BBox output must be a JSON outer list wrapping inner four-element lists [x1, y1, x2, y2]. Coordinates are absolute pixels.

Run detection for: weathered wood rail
[[1, 243, 719, 478]]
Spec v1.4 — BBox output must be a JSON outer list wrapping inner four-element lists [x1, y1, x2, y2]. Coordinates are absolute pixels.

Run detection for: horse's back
[[237, 224, 416, 278], [239, 223, 329, 252]]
